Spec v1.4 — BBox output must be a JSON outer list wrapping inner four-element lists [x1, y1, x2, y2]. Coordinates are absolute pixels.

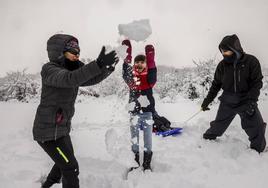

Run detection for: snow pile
[[138, 95, 150, 107], [118, 19, 152, 42]]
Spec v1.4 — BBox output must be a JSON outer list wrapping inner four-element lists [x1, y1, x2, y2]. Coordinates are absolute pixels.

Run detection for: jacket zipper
[[233, 63, 237, 93], [54, 124, 58, 140], [54, 109, 69, 140], [238, 69, 241, 82], [54, 109, 58, 140]]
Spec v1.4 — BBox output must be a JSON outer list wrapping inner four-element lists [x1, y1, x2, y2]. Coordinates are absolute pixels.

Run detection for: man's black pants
[[38, 135, 79, 188], [204, 101, 266, 153]]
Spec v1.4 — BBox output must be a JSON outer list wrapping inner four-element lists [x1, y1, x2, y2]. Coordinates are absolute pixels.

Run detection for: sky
[[0, 0, 268, 76]]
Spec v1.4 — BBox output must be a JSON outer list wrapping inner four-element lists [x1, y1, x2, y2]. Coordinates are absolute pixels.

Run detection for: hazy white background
[[1, 0, 268, 76]]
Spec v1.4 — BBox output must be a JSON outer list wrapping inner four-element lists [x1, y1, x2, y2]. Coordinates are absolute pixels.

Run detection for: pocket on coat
[[36, 106, 57, 126], [55, 108, 69, 126]]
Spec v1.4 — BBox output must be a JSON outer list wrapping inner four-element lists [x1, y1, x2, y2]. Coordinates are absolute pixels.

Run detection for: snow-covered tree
[[0, 69, 40, 102], [192, 58, 217, 99], [0, 62, 267, 102]]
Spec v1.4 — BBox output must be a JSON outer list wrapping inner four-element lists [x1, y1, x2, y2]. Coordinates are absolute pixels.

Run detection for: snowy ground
[[0, 96, 268, 188]]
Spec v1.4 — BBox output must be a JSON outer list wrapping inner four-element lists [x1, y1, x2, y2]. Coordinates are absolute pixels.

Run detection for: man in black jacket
[[33, 34, 118, 188], [201, 34, 266, 153]]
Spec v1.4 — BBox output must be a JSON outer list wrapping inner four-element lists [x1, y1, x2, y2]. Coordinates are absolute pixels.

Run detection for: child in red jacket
[[122, 39, 157, 171]]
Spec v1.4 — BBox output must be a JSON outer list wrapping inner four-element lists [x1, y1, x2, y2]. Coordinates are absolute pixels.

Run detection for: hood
[[219, 34, 244, 59], [47, 34, 79, 63]]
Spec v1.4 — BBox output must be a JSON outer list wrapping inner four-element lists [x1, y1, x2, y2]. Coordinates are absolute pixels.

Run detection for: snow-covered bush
[[0, 69, 40, 102], [85, 68, 128, 98], [155, 58, 217, 101], [80, 58, 128, 99], [0, 61, 267, 102], [187, 83, 200, 100], [189, 58, 218, 99], [154, 66, 186, 100]]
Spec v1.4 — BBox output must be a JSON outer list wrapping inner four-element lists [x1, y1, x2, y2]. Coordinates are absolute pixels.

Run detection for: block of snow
[[118, 19, 152, 42], [138, 95, 150, 107], [105, 45, 128, 60]]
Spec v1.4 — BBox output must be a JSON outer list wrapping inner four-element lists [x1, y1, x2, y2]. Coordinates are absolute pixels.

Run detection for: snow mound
[[105, 128, 134, 167], [105, 128, 119, 155], [118, 19, 152, 42]]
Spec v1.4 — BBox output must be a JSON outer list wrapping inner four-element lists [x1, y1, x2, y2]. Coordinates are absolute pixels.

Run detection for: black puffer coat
[[33, 34, 112, 141]]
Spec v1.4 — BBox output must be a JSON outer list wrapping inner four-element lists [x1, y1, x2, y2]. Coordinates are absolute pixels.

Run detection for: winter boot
[[128, 152, 140, 172], [142, 151, 153, 171], [41, 181, 53, 188], [41, 177, 61, 188], [203, 133, 217, 140], [40, 165, 62, 188], [134, 152, 140, 166], [40, 178, 55, 188]]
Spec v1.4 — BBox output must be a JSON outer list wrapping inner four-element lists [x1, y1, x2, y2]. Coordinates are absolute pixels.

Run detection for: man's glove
[[201, 99, 210, 111], [122, 39, 132, 63], [244, 101, 257, 116], [96, 46, 119, 68]]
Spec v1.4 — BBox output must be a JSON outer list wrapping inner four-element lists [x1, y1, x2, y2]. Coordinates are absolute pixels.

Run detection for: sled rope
[[171, 109, 202, 125], [182, 109, 202, 124]]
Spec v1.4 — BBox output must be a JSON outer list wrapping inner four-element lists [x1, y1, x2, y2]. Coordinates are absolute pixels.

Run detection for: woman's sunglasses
[[67, 48, 80, 56]]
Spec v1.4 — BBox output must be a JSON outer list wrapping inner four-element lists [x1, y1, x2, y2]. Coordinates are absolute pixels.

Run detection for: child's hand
[[145, 44, 154, 54], [122, 39, 132, 63], [122, 39, 131, 49], [145, 44, 155, 68]]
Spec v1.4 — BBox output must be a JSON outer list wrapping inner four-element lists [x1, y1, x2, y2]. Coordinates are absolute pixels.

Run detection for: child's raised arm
[[122, 39, 136, 89], [145, 45, 157, 88]]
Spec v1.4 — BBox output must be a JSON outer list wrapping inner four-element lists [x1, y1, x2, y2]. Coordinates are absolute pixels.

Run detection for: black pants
[[38, 135, 79, 188], [204, 101, 266, 153]]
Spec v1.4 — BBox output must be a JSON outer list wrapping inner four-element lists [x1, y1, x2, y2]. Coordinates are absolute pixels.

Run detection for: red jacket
[[133, 66, 156, 91], [122, 42, 157, 113]]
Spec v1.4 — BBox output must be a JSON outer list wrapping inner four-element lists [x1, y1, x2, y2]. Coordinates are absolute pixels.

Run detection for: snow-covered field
[[0, 96, 268, 188]]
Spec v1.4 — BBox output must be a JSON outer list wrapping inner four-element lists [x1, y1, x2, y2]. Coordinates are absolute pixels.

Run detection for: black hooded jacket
[[33, 34, 112, 142], [204, 34, 263, 105]]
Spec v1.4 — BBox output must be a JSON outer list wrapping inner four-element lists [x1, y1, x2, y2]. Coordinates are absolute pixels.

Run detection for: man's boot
[[203, 132, 217, 140], [142, 151, 153, 171]]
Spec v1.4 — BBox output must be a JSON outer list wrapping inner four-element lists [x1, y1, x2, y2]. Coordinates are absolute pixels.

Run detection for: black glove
[[107, 66, 115, 72], [201, 99, 210, 111], [96, 46, 119, 68], [141, 106, 153, 113], [244, 101, 257, 116]]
